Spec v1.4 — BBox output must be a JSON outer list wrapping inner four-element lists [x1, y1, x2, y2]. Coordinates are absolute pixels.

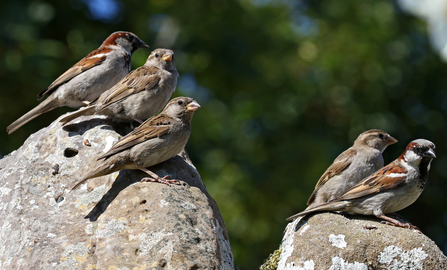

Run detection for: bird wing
[[337, 160, 407, 200], [307, 148, 356, 205], [97, 66, 161, 112], [98, 114, 172, 160], [37, 47, 112, 100]]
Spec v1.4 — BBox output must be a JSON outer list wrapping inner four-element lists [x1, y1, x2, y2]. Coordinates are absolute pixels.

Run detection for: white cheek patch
[[404, 150, 420, 164]]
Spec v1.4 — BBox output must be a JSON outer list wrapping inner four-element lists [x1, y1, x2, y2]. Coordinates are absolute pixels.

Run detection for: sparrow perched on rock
[[71, 97, 200, 190], [307, 129, 397, 207], [59, 48, 178, 124], [287, 139, 436, 230], [7, 31, 149, 134]]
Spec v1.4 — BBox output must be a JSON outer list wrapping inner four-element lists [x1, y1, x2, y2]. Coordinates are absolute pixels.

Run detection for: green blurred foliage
[[1, 0, 447, 268]]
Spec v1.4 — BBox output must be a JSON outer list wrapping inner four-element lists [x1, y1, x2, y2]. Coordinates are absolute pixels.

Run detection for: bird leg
[[387, 212, 406, 220], [82, 101, 91, 106], [138, 167, 180, 186], [377, 214, 420, 231]]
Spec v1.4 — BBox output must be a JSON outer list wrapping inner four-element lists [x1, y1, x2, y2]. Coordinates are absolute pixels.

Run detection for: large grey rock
[[278, 212, 447, 269], [0, 115, 234, 270]]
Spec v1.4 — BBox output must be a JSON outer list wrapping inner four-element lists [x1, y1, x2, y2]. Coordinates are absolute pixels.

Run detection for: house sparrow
[[287, 139, 436, 230], [7, 31, 149, 134], [307, 129, 397, 207], [71, 97, 200, 190], [59, 48, 178, 124]]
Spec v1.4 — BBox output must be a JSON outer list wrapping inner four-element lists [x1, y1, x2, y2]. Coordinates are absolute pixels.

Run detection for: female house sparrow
[[287, 139, 436, 229], [7, 31, 149, 134], [71, 97, 200, 190], [307, 129, 398, 207], [59, 48, 178, 124]]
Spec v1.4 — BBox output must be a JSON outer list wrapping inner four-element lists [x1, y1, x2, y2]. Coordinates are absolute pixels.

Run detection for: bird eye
[[177, 100, 183, 105], [378, 134, 384, 139], [155, 53, 159, 57]]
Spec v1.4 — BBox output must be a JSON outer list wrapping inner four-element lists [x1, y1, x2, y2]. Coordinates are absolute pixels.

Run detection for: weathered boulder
[[0, 115, 234, 270], [278, 212, 447, 269]]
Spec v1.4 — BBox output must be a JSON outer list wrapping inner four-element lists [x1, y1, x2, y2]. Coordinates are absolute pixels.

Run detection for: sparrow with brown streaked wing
[[7, 31, 149, 134], [71, 97, 200, 190], [307, 129, 398, 207], [59, 48, 178, 124], [287, 139, 436, 230]]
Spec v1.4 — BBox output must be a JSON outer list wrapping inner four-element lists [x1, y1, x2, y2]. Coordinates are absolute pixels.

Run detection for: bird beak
[[387, 136, 398, 145], [186, 101, 201, 112], [425, 148, 436, 158], [162, 53, 173, 61], [137, 39, 150, 49]]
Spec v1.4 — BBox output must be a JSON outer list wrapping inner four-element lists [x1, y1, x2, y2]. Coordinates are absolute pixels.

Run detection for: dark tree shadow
[[84, 152, 208, 221]]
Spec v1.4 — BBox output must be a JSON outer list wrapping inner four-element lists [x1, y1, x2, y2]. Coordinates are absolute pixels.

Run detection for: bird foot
[[138, 167, 180, 186], [381, 221, 421, 233], [141, 175, 180, 186], [380, 220, 420, 231], [378, 215, 421, 232], [388, 212, 406, 220]]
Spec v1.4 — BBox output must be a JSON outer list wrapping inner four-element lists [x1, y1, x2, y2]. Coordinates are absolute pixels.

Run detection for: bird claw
[[140, 176, 180, 186], [380, 220, 396, 226], [379, 220, 420, 232], [138, 167, 180, 186]]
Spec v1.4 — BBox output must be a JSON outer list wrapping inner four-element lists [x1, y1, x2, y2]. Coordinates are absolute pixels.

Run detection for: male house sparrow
[[307, 129, 397, 207], [71, 97, 200, 190], [287, 139, 436, 229], [7, 31, 149, 134], [59, 48, 178, 124]]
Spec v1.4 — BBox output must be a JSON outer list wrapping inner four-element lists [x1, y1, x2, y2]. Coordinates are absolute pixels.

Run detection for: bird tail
[[71, 159, 119, 190], [286, 201, 350, 221], [7, 98, 60, 134], [59, 106, 97, 124]]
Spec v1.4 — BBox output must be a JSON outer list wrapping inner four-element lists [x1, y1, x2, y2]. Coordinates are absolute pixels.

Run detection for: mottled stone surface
[[0, 115, 234, 270], [278, 212, 447, 270]]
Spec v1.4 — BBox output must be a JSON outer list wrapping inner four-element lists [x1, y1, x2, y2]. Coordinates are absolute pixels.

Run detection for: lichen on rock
[[277, 212, 447, 270], [0, 115, 234, 269]]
